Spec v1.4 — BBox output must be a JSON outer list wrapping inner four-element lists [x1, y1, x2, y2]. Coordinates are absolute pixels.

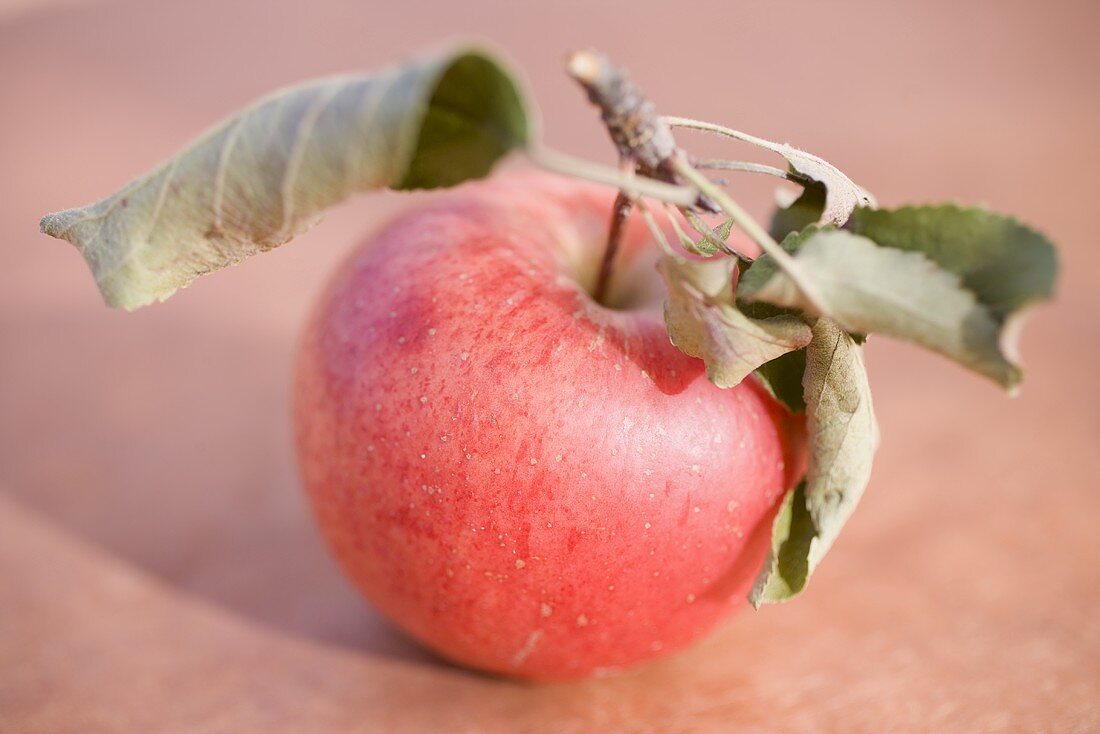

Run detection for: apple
[[294, 171, 805, 680]]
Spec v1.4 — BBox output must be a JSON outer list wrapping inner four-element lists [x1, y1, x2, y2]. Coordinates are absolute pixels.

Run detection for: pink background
[[2, 0, 1098, 730]]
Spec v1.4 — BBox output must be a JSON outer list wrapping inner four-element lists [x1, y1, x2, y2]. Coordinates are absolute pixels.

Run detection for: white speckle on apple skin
[[511, 630, 544, 667]]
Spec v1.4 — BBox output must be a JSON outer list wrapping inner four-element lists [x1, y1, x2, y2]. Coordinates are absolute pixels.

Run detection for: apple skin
[[294, 171, 805, 680]]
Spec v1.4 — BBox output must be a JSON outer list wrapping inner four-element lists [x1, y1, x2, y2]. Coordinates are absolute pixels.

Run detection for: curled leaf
[[801, 319, 879, 541], [749, 481, 814, 605], [751, 318, 877, 606], [40, 48, 528, 309], [740, 226, 1027, 388], [664, 117, 872, 227], [771, 144, 875, 227], [658, 257, 811, 389]]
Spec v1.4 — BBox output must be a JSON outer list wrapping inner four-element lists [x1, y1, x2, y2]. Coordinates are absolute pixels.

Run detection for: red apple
[[294, 171, 805, 680]]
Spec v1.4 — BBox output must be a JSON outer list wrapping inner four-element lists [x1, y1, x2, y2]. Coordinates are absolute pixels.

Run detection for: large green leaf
[[741, 228, 1019, 386], [751, 318, 877, 606], [40, 48, 528, 310], [740, 205, 1057, 389], [848, 205, 1057, 318]]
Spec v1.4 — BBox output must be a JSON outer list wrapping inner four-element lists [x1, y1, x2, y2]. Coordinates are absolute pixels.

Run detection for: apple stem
[[593, 190, 633, 305]]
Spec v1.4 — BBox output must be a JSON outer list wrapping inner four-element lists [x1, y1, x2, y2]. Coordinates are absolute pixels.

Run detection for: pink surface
[[1, 0, 1098, 730]]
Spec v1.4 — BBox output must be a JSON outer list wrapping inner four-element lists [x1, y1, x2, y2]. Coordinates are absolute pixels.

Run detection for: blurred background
[[1, 0, 1097, 731]]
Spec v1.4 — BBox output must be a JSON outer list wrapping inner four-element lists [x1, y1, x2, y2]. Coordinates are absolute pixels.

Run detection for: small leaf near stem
[[679, 208, 750, 262], [671, 157, 830, 315], [662, 203, 710, 256]]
